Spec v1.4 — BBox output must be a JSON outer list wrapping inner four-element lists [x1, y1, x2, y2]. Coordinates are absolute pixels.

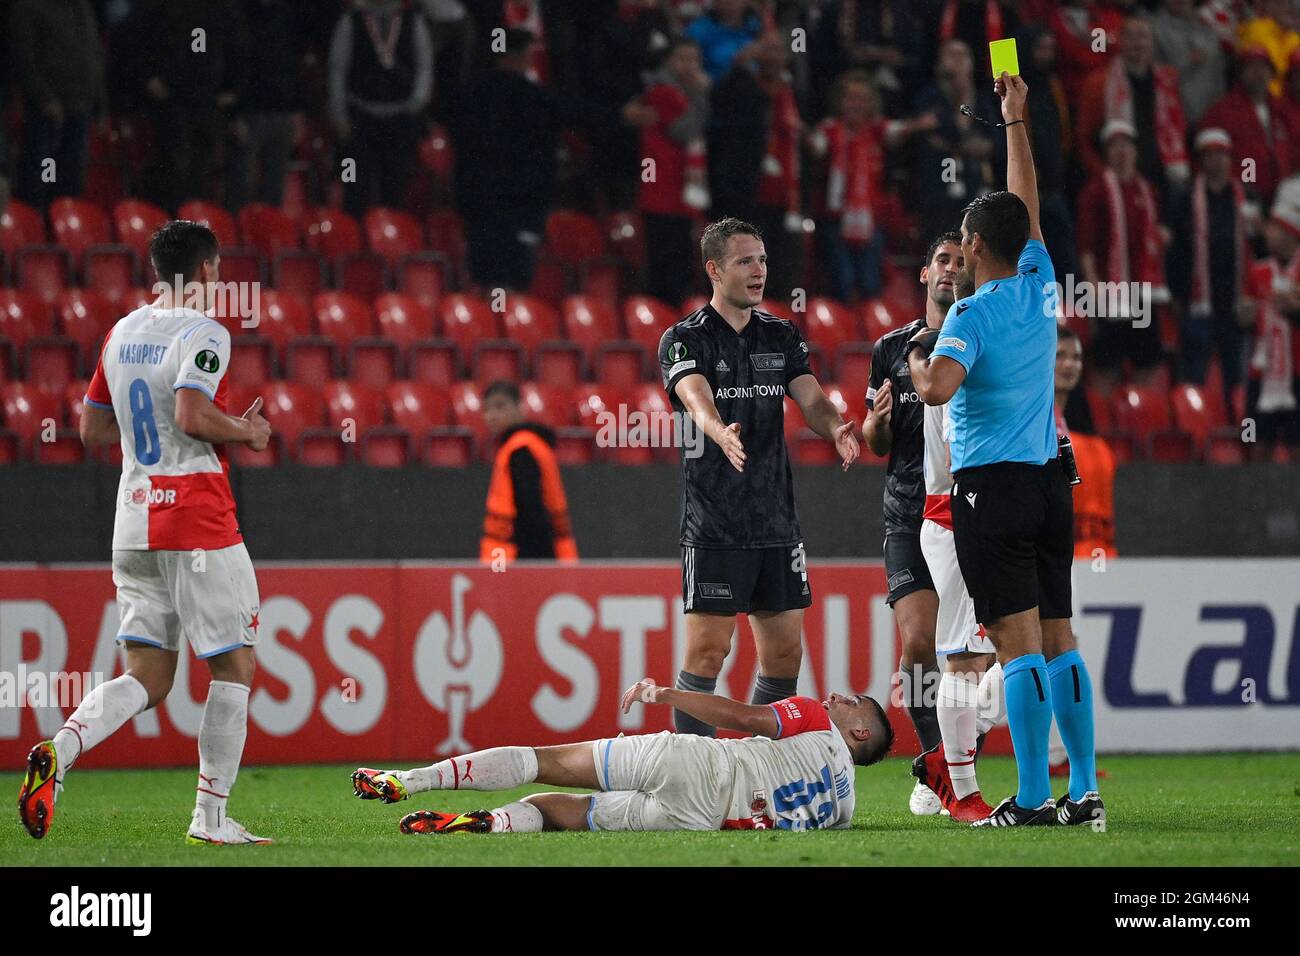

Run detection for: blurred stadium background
[[0, 0, 1298, 792]]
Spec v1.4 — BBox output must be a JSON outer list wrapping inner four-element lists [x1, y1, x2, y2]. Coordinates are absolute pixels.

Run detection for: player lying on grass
[[351, 682, 894, 833]]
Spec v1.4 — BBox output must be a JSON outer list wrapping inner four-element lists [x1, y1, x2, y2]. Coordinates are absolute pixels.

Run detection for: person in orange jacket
[[479, 381, 577, 564]]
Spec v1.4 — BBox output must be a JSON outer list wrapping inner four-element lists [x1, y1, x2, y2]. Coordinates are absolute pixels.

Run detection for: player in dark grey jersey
[[863, 232, 964, 815], [658, 217, 859, 737]]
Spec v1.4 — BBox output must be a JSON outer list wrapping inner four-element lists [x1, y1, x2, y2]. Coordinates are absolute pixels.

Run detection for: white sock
[[396, 747, 539, 794], [490, 800, 544, 833], [195, 681, 250, 830], [975, 662, 1006, 736], [938, 671, 980, 799], [52, 674, 149, 775]]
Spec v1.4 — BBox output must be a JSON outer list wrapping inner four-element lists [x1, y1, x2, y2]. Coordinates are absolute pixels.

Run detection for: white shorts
[[920, 519, 995, 657], [587, 732, 731, 832], [113, 543, 260, 659]]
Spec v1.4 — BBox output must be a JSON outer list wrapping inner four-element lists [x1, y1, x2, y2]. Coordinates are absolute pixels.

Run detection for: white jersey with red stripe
[[719, 696, 856, 830], [85, 305, 242, 552], [922, 401, 955, 530]]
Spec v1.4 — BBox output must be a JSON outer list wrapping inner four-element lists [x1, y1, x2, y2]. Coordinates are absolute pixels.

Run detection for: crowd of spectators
[[3, 0, 1300, 452]]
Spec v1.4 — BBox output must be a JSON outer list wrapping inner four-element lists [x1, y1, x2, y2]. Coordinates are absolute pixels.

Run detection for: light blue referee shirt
[[931, 239, 1058, 472]]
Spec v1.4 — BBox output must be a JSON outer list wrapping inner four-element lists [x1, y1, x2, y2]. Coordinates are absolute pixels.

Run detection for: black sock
[[898, 658, 942, 752], [673, 670, 717, 737], [975, 730, 988, 760], [751, 674, 798, 706]]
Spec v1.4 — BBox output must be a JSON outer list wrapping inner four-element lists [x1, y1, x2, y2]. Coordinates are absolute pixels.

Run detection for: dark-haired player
[[655, 217, 859, 739], [18, 221, 273, 844], [862, 231, 964, 816], [352, 683, 892, 833]]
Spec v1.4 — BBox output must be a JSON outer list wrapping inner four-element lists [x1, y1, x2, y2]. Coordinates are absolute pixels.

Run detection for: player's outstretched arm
[[175, 389, 272, 450], [621, 679, 780, 737], [674, 374, 746, 472], [788, 374, 859, 471], [79, 405, 121, 447], [998, 72, 1043, 245]]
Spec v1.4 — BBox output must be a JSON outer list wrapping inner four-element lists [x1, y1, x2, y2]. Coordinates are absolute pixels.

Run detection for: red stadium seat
[[860, 299, 900, 341], [364, 207, 424, 264], [258, 381, 325, 448], [386, 381, 452, 435], [395, 253, 448, 307], [623, 296, 676, 357], [425, 209, 466, 278], [33, 429, 86, 464], [439, 294, 499, 360], [64, 380, 89, 432], [519, 382, 573, 428], [85, 247, 138, 303], [0, 290, 52, 356], [1206, 430, 1246, 464], [594, 343, 646, 389], [113, 199, 169, 262], [1, 383, 62, 457], [0, 430, 19, 463], [56, 290, 117, 368], [823, 381, 866, 429], [794, 429, 839, 465], [529, 253, 571, 305], [544, 210, 605, 265], [375, 293, 438, 348], [563, 295, 619, 361], [338, 252, 389, 302], [408, 340, 459, 388], [252, 290, 314, 361], [50, 198, 112, 263], [573, 383, 629, 443], [534, 341, 584, 388], [25, 338, 79, 391], [421, 426, 475, 466], [285, 340, 338, 388], [274, 250, 327, 300], [1086, 384, 1115, 433], [604, 210, 645, 274], [239, 203, 301, 260], [313, 292, 375, 351], [502, 294, 561, 351], [216, 248, 264, 286], [360, 426, 413, 466], [553, 426, 596, 464], [835, 344, 872, 394], [579, 257, 623, 307], [230, 337, 275, 387], [322, 379, 387, 434], [449, 381, 488, 447], [349, 341, 401, 389], [178, 200, 239, 249], [305, 206, 363, 259], [15, 247, 72, 304], [804, 298, 861, 356], [227, 434, 282, 468], [295, 428, 350, 465], [1112, 385, 1172, 450], [1146, 430, 1195, 462], [472, 341, 526, 382], [1170, 383, 1228, 448], [0, 199, 46, 256]]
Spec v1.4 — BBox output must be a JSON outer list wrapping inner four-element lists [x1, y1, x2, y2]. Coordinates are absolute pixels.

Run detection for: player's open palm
[[242, 396, 272, 452], [873, 379, 893, 426], [834, 420, 860, 471], [716, 421, 746, 472]]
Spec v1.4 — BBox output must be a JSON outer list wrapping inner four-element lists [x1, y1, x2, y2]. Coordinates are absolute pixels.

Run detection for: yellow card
[[989, 38, 1020, 79]]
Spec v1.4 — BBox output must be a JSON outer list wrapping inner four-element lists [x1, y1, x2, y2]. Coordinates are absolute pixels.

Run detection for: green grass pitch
[[2, 754, 1297, 866]]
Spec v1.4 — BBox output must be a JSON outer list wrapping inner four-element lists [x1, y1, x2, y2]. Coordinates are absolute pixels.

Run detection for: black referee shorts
[[950, 460, 1074, 624], [681, 543, 812, 614]]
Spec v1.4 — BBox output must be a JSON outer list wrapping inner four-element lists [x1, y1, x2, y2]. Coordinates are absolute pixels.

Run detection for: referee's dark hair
[[700, 217, 763, 269], [852, 695, 895, 767], [150, 220, 219, 284], [961, 190, 1030, 265], [923, 230, 964, 268]]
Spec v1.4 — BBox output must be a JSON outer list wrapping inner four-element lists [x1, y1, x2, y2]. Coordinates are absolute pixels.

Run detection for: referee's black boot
[[1056, 791, 1106, 828], [970, 795, 1058, 828]]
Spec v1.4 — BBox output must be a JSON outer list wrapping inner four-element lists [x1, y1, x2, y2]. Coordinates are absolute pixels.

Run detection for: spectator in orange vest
[[1055, 326, 1117, 559], [479, 381, 578, 564]]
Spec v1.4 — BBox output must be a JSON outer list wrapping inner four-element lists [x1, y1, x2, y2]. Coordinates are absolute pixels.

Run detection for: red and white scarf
[[757, 80, 801, 212], [821, 118, 884, 243], [938, 1, 1004, 44], [1191, 173, 1247, 318], [1252, 252, 1298, 411], [1103, 169, 1165, 291], [1103, 59, 1189, 181]]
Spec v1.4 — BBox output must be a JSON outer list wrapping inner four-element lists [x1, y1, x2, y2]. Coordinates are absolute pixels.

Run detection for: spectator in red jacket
[[637, 38, 712, 308], [1049, 0, 1125, 106], [1076, 119, 1170, 389], [1075, 16, 1189, 204], [1244, 176, 1300, 461], [1200, 46, 1293, 212]]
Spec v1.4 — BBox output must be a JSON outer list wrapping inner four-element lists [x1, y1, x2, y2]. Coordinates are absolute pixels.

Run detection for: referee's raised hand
[[994, 71, 1028, 123], [714, 421, 747, 473]]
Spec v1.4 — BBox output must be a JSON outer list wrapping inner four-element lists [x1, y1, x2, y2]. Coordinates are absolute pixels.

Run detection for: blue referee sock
[[1047, 649, 1097, 801], [1003, 653, 1053, 809]]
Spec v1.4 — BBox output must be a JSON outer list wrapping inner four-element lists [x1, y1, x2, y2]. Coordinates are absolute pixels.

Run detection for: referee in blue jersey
[[906, 73, 1102, 828]]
